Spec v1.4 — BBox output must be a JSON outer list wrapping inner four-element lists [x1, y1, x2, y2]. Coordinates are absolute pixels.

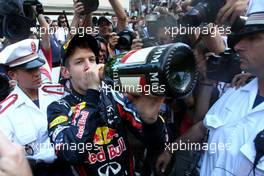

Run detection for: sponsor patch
[[93, 127, 118, 145], [76, 110, 89, 139], [49, 115, 68, 129]]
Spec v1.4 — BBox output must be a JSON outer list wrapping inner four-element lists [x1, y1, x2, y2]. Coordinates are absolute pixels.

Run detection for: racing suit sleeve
[[111, 91, 169, 151], [47, 89, 102, 164]]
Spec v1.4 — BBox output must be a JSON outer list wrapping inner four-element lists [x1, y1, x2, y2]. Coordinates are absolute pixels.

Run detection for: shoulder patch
[[42, 84, 64, 95], [0, 94, 18, 114], [49, 115, 68, 129]]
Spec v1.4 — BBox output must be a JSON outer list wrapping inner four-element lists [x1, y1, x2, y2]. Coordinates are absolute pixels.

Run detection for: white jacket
[[0, 83, 64, 163], [201, 78, 264, 176]]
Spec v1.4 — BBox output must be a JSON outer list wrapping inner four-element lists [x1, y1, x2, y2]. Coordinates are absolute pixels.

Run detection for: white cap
[[0, 39, 45, 68], [247, 0, 264, 15], [245, 0, 264, 25]]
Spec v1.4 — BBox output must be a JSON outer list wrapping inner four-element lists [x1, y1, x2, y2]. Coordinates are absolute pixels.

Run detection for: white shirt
[[0, 83, 64, 163], [55, 27, 68, 44], [201, 78, 264, 176]]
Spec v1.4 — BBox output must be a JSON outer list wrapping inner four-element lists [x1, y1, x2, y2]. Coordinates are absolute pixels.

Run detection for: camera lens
[[116, 30, 134, 50], [118, 34, 131, 49]]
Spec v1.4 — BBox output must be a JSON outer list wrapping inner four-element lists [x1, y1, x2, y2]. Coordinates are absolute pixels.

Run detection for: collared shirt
[[201, 78, 264, 176], [0, 84, 64, 163], [55, 27, 68, 44]]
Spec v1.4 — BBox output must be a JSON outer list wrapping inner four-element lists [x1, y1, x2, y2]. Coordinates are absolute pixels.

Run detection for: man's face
[[51, 21, 58, 32], [64, 47, 97, 94], [234, 32, 264, 76], [98, 42, 107, 64], [158, 28, 173, 44], [131, 17, 137, 23], [112, 16, 118, 26], [112, 16, 117, 22], [99, 21, 112, 37], [59, 18, 67, 28], [10, 68, 42, 90]]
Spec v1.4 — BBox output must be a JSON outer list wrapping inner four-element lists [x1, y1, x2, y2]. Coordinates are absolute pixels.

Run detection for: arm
[[193, 81, 216, 123], [47, 90, 101, 164], [37, 14, 50, 52], [108, 0, 127, 32], [155, 120, 207, 173], [68, 0, 85, 38], [32, 4, 52, 69], [32, 5, 51, 52], [82, 14, 92, 29]]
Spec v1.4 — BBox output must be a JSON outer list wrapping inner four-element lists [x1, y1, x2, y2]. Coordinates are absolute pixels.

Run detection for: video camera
[[115, 29, 135, 51], [178, 0, 226, 27], [206, 49, 242, 83], [0, 0, 41, 40]]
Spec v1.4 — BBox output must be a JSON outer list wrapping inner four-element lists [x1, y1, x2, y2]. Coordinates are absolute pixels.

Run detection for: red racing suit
[[47, 82, 168, 176]]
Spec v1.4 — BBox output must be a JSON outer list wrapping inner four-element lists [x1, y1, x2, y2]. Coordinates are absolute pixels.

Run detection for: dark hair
[[92, 16, 98, 26], [64, 40, 98, 67], [96, 36, 109, 61], [44, 16, 51, 23], [58, 14, 66, 27], [96, 36, 107, 46]]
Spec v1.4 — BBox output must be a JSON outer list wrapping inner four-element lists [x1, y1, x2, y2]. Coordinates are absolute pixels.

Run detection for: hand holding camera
[[73, 0, 85, 17], [216, 0, 248, 25], [30, 1, 44, 17], [76, 0, 99, 15]]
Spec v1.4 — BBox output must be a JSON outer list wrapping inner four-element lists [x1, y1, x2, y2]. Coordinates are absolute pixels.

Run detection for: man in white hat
[[156, 1, 264, 175], [0, 39, 73, 175]]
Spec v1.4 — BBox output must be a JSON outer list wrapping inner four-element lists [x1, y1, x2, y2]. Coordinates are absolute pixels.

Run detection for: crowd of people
[[1, 0, 264, 175]]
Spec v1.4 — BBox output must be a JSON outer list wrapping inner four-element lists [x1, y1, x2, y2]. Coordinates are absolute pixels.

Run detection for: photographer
[[156, 1, 264, 175], [55, 14, 69, 44], [107, 30, 143, 58]]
